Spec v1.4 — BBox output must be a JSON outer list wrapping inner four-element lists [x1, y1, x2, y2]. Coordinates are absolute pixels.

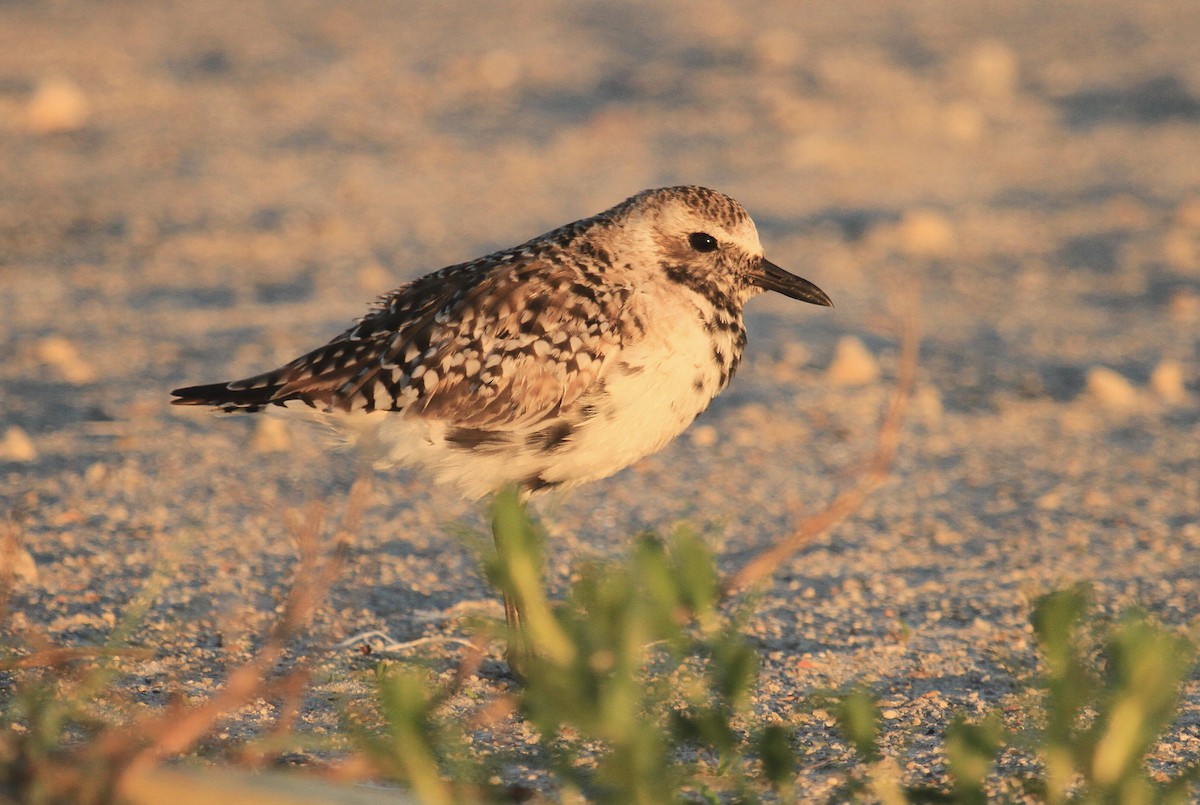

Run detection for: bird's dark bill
[[748, 258, 833, 307]]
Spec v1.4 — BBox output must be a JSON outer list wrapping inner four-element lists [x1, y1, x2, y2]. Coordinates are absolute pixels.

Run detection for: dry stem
[[723, 289, 921, 597], [0, 475, 374, 803]]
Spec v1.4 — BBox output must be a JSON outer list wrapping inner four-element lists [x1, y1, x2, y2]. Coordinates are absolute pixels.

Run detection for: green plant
[[0, 569, 164, 805], [0, 500, 348, 805], [8, 489, 1199, 804], [1029, 586, 1199, 804], [831, 585, 1200, 804], [352, 487, 799, 803], [348, 666, 464, 805]]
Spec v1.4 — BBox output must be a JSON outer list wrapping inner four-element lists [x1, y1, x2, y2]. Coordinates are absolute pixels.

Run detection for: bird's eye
[[688, 232, 719, 253]]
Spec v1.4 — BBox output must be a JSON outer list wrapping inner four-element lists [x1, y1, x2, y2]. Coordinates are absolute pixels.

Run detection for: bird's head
[[611, 186, 833, 308]]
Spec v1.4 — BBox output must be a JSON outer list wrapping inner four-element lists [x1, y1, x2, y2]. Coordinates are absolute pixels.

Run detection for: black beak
[[748, 258, 833, 307]]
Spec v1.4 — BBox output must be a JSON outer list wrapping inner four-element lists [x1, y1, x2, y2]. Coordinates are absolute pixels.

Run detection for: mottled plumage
[[172, 186, 832, 498]]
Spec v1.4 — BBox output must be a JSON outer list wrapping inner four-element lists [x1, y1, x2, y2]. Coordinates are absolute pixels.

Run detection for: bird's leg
[[500, 581, 531, 677], [489, 488, 576, 676], [501, 589, 522, 632], [490, 488, 537, 676]]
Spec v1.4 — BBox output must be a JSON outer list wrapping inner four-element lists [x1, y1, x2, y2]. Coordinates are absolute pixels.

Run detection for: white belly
[[536, 310, 724, 486]]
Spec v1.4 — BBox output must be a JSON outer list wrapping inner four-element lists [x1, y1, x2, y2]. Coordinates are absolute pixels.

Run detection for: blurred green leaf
[[488, 486, 575, 667], [1090, 612, 1197, 792], [364, 667, 456, 805], [945, 714, 1006, 805], [666, 528, 720, 629], [757, 724, 796, 793], [1031, 584, 1091, 677], [1026, 588, 1200, 805], [837, 688, 881, 764]]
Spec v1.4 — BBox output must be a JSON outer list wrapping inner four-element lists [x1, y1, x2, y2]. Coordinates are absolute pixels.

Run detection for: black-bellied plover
[[172, 186, 832, 652]]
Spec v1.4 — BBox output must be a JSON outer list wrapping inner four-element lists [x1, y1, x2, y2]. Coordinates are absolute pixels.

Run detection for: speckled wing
[[395, 260, 629, 430], [173, 251, 630, 433]]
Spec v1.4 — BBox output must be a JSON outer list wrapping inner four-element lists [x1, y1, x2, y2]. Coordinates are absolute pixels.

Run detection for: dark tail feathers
[[170, 381, 291, 413]]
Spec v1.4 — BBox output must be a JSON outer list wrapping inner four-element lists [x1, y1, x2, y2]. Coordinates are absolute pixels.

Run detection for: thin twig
[[0, 646, 155, 671], [331, 631, 482, 654], [722, 288, 921, 597], [94, 484, 365, 790]]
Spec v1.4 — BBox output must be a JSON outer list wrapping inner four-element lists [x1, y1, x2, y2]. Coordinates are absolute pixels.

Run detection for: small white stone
[[0, 426, 36, 462], [898, 210, 956, 258], [1036, 491, 1062, 511], [357, 260, 391, 293], [1085, 366, 1139, 409], [968, 39, 1019, 99], [754, 30, 805, 68], [251, 418, 290, 452], [779, 342, 811, 367], [826, 336, 879, 387], [477, 49, 521, 91], [914, 384, 943, 426], [690, 425, 718, 448], [36, 336, 95, 384], [28, 75, 88, 134], [1150, 360, 1187, 404], [933, 525, 964, 545]]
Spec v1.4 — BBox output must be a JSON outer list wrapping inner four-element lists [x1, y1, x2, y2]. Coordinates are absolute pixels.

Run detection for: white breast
[[533, 286, 732, 487]]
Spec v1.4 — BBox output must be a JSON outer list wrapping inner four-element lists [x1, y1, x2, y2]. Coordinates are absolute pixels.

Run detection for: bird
[[172, 185, 832, 658]]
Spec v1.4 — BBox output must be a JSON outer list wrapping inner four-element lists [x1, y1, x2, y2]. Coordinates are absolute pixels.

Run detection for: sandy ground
[[2, 0, 1199, 797]]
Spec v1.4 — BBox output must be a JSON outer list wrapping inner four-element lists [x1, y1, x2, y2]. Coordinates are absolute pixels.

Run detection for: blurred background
[[5, 1, 1200, 351], [1, 0, 1199, 786], [6, 2, 1200, 304]]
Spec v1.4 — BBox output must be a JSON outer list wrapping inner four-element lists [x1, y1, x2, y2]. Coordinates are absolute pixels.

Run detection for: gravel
[[2, 1, 1198, 797]]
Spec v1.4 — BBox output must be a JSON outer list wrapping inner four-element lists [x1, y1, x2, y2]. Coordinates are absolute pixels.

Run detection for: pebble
[[933, 525, 964, 545], [1162, 229, 1197, 272], [780, 342, 811, 367], [913, 385, 943, 426], [689, 424, 718, 448], [826, 336, 880, 387], [252, 417, 292, 452], [1168, 290, 1200, 322], [1085, 366, 1139, 409], [968, 40, 1019, 99], [36, 336, 96, 384], [1036, 490, 1062, 511], [357, 260, 392, 293], [898, 211, 956, 258], [943, 102, 984, 142], [477, 49, 521, 90], [1150, 360, 1187, 403], [753, 30, 805, 69], [1175, 197, 1200, 231], [0, 426, 37, 462], [27, 75, 89, 134]]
